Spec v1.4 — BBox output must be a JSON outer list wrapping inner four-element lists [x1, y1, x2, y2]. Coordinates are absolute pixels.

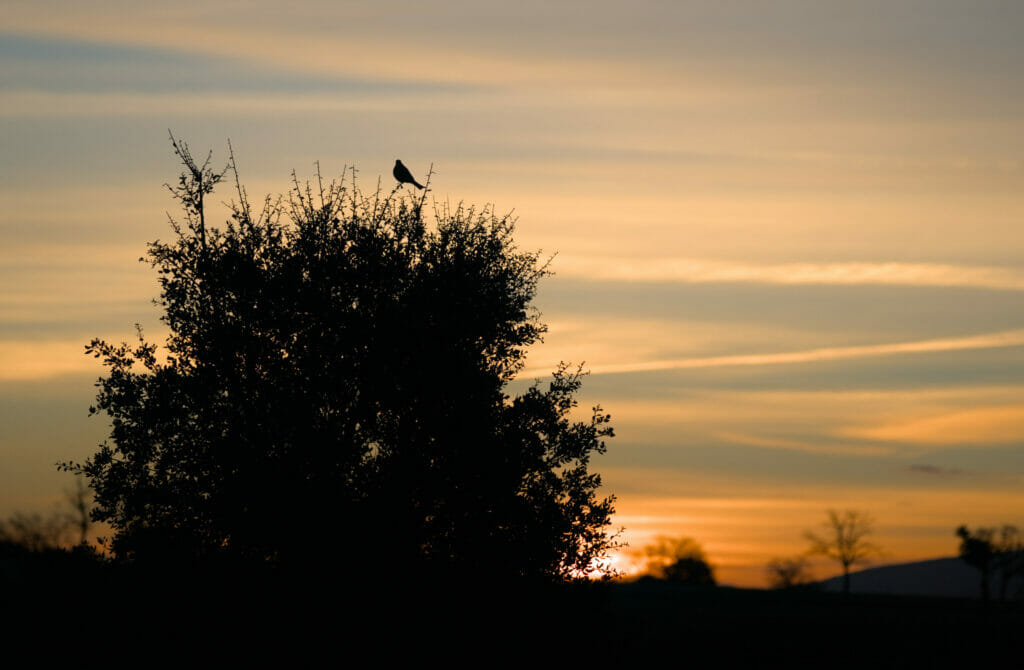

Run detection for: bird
[[393, 159, 424, 189]]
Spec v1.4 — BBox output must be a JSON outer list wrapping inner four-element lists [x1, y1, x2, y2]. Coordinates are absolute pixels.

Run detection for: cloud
[[715, 431, 893, 457], [6, 0, 1023, 99], [0, 90, 479, 119], [520, 329, 1024, 378], [554, 257, 1024, 291], [524, 317, 826, 382], [848, 405, 1024, 446], [903, 464, 967, 476], [1, 4, 658, 88], [0, 340, 104, 381], [573, 388, 1024, 479]]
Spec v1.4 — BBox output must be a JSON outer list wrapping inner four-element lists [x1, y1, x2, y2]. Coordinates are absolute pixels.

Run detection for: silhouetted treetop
[[65, 138, 617, 582]]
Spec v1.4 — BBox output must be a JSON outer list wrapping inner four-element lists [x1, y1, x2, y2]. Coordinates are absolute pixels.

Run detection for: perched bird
[[393, 159, 424, 189]]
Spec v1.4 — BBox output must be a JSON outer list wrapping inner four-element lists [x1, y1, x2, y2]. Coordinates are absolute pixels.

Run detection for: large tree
[[67, 138, 617, 581]]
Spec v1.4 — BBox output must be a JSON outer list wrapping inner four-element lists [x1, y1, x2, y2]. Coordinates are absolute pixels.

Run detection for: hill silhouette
[[818, 556, 1024, 600]]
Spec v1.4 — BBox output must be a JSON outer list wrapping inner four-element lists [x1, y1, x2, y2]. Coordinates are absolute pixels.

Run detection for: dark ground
[[3, 550, 1021, 666], [605, 581, 1024, 666]]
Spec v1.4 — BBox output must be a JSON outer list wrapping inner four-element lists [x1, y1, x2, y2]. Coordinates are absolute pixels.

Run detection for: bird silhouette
[[393, 160, 424, 189]]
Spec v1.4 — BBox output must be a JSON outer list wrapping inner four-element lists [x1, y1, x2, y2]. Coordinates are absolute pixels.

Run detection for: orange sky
[[3, 1, 1024, 586]]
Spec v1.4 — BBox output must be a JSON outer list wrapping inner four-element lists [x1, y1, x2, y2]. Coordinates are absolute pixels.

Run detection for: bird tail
[[412, 180, 424, 189]]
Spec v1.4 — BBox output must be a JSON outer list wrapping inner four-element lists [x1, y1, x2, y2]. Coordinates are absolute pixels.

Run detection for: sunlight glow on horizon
[[608, 486, 1024, 587]]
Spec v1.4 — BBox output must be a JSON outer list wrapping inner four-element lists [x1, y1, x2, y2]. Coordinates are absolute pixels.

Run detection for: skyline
[[3, 1, 1024, 585]]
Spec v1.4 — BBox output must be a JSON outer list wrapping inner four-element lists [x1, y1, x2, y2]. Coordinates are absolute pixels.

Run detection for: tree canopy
[[66, 138, 617, 582]]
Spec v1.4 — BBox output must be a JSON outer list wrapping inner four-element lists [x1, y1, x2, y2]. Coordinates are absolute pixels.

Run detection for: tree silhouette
[[765, 556, 812, 590], [64, 476, 92, 546], [805, 509, 881, 596], [642, 536, 716, 585], [0, 511, 68, 553], [0, 475, 95, 552], [957, 525, 995, 602], [992, 525, 1024, 601], [63, 137, 618, 582], [957, 524, 1024, 602]]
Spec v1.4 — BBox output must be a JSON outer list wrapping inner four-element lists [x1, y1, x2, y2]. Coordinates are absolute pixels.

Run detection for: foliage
[[805, 509, 881, 595], [641, 536, 716, 585], [63, 137, 618, 581]]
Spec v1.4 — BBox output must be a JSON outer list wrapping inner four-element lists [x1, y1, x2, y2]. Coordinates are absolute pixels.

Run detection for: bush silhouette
[[64, 137, 618, 582]]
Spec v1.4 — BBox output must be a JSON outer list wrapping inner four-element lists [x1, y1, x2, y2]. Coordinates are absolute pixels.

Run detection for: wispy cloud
[[903, 464, 967, 476], [0, 340, 104, 380], [715, 431, 893, 456], [555, 257, 1024, 291], [1, 7, 652, 87], [521, 329, 1024, 377], [848, 405, 1024, 446], [0, 90, 474, 118]]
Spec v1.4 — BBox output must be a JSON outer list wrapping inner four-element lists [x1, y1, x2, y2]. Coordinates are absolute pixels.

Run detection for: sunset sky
[[3, 1, 1024, 586]]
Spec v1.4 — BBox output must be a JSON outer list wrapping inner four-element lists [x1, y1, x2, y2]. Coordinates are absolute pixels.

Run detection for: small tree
[[64, 476, 92, 546], [0, 512, 68, 552], [992, 525, 1024, 601], [956, 525, 995, 602], [0, 476, 94, 552], [63, 137, 618, 582], [765, 556, 812, 590], [642, 536, 716, 585], [957, 524, 1023, 602], [805, 509, 881, 596]]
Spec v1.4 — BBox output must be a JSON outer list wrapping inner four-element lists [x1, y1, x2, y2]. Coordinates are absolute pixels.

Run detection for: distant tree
[[663, 556, 716, 585], [957, 524, 1023, 602], [64, 476, 92, 546], [956, 525, 995, 602], [0, 511, 67, 552], [992, 525, 1024, 601], [765, 556, 812, 590], [62, 136, 618, 582], [0, 477, 94, 552], [805, 509, 881, 596], [642, 536, 716, 585]]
